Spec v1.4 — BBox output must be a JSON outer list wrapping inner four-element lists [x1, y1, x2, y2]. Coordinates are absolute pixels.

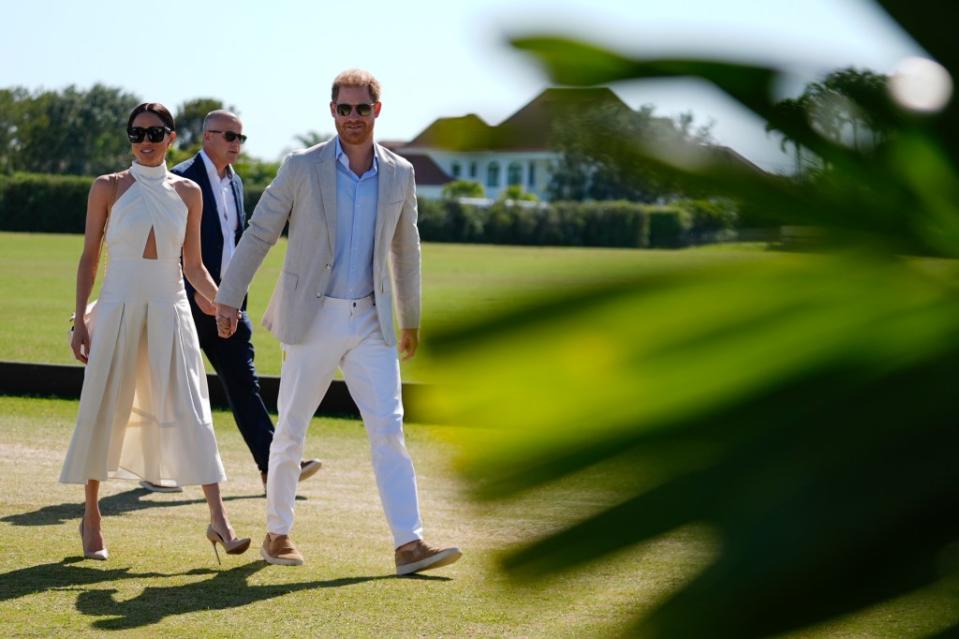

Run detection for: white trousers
[[266, 296, 424, 548]]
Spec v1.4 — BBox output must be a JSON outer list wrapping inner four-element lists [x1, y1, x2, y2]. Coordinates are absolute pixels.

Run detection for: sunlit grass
[[0, 396, 708, 638], [0, 231, 773, 380]]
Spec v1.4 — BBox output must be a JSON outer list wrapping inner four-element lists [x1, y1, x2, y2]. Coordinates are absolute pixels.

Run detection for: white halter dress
[[60, 161, 226, 485]]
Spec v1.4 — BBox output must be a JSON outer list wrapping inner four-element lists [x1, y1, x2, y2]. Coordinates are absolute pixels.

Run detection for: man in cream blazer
[[215, 69, 460, 575]]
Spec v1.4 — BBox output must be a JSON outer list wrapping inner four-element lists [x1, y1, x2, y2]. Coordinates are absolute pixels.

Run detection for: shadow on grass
[[1, 487, 298, 527], [74, 562, 451, 630], [0, 557, 216, 603], [0, 557, 452, 631]]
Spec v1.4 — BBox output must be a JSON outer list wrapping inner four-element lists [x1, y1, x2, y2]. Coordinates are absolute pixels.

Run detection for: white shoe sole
[[260, 546, 304, 566], [396, 547, 462, 576], [138, 480, 183, 493]]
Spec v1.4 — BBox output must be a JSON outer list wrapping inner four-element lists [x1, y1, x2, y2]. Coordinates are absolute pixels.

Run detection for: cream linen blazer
[[215, 139, 421, 346]]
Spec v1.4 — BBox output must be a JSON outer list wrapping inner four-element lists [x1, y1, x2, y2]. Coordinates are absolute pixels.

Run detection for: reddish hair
[[331, 69, 381, 103]]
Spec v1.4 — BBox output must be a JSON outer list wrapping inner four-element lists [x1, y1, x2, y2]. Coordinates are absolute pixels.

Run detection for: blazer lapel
[[374, 146, 396, 268], [188, 155, 225, 265], [229, 176, 244, 228], [313, 141, 337, 255], [190, 155, 218, 217]]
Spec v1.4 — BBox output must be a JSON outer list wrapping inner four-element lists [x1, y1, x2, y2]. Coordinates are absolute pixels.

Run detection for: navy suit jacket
[[172, 153, 248, 310]]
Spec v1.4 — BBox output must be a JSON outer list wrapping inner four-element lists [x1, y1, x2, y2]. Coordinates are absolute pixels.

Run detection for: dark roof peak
[[404, 87, 633, 152]]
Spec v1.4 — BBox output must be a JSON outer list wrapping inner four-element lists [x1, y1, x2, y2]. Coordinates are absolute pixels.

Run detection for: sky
[[2, 0, 923, 173]]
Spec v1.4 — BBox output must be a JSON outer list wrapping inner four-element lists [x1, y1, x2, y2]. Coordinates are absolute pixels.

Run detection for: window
[[507, 162, 522, 186], [451, 162, 461, 178], [528, 161, 536, 187], [469, 161, 477, 178], [486, 162, 500, 187]]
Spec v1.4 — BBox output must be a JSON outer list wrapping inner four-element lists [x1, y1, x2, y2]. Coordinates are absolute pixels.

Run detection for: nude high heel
[[79, 520, 108, 561], [206, 524, 251, 564]]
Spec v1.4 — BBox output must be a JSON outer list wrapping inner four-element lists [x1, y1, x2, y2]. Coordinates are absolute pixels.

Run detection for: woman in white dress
[[62, 102, 250, 562]]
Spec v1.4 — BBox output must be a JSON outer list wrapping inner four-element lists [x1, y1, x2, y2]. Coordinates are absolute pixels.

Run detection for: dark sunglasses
[[335, 103, 374, 117], [208, 129, 248, 144], [127, 126, 171, 143]]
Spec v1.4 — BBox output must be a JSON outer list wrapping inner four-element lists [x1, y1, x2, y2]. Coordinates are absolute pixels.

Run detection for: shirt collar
[[334, 136, 379, 176], [199, 149, 234, 183]]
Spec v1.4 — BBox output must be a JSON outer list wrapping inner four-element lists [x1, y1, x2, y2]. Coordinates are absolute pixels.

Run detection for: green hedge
[[419, 199, 692, 248], [0, 173, 735, 248], [0, 173, 272, 234], [0, 173, 92, 233], [245, 184, 265, 213]]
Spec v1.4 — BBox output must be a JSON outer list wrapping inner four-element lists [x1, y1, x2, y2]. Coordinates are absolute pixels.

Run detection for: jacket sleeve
[[391, 166, 421, 329], [216, 154, 297, 308]]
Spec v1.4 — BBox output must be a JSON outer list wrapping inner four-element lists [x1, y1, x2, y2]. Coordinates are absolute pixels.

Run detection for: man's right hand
[[194, 291, 216, 316], [215, 303, 240, 338]]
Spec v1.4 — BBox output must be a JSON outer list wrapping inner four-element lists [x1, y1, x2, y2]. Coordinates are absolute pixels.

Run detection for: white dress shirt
[[199, 149, 239, 276]]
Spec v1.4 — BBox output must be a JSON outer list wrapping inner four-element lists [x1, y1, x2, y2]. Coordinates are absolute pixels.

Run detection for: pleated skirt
[[60, 257, 226, 485]]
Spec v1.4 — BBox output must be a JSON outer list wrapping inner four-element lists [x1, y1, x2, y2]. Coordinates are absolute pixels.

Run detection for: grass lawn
[[0, 395, 711, 638], [1, 396, 957, 638], [0, 232, 779, 380], [3, 232, 959, 636]]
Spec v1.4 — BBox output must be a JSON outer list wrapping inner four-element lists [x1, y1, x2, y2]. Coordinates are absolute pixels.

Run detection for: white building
[[395, 87, 636, 201], [392, 87, 761, 201]]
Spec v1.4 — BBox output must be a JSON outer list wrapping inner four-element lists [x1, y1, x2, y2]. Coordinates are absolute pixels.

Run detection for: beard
[[336, 120, 372, 145]]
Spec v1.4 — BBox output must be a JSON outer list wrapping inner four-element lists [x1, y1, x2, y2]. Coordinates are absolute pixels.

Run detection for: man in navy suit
[[139, 109, 320, 493]]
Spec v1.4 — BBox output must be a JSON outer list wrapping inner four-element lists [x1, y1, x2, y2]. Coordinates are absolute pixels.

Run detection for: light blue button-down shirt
[[326, 137, 379, 300]]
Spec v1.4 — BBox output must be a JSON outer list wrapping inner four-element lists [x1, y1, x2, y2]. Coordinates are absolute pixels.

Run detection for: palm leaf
[[419, 3, 959, 636]]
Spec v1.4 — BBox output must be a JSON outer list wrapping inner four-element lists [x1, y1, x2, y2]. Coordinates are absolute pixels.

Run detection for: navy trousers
[[190, 300, 274, 473]]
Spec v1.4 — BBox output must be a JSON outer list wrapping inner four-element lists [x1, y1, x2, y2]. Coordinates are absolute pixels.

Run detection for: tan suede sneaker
[[261, 459, 323, 491], [395, 540, 462, 576], [298, 459, 322, 481], [260, 534, 304, 566]]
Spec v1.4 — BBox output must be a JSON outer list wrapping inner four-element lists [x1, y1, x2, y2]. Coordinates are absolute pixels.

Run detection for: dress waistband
[[109, 256, 181, 263]]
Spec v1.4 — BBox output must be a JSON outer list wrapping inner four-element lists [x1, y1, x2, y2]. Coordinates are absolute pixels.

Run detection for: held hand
[[215, 303, 240, 339], [194, 291, 217, 316], [71, 321, 91, 364], [398, 328, 419, 361]]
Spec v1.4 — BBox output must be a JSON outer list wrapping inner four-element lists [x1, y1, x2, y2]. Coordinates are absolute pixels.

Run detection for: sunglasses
[[127, 126, 171, 143], [335, 103, 375, 117], [208, 129, 248, 144]]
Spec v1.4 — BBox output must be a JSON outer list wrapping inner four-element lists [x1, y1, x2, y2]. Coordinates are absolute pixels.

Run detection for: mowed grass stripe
[[0, 231, 772, 380]]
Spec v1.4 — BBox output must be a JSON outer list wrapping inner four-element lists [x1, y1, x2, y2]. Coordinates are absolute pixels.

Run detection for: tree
[[765, 96, 810, 174], [0, 87, 28, 174], [817, 67, 890, 150], [497, 185, 538, 201], [548, 103, 714, 201], [233, 154, 280, 188], [293, 130, 333, 148], [767, 67, 892, 175], [173, 98, 229, 150], [441, 179, 485, 199], [12, 84, 140, 175]]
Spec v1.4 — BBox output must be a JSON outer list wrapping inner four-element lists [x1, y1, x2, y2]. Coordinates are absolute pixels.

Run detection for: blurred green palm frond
[[417, 1, 959, 637]]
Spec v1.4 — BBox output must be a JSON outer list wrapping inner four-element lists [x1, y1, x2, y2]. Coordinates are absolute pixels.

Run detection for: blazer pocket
[[282, 270, 299, 292]]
